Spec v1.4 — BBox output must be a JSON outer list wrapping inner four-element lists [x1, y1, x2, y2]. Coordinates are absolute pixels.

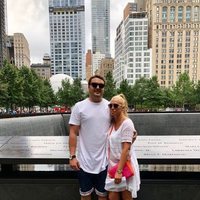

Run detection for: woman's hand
[[114, 171, 123, 184]]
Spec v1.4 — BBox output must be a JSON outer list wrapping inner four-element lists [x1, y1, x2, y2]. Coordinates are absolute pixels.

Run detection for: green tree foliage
[[132, 77, 149, 109], [145, 76, 163, 109], [195, 80, 200, 104], [56, 78, 84, 107], [0, 61, 23, 111], [56, 79, 73, 107], [104, 71, 117, 101], [18, 66, 39, 109], [1, 61, 200, 112], [70, 78, 85, 106], [117, 79, 135, 109], [39, 79, 56, 109], [161, 87, 174, 108], [0, 70, 8, 107], [171, 73, 196, 108]]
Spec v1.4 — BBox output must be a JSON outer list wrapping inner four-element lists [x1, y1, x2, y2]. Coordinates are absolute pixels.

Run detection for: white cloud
[[7, 0, 134, 63]]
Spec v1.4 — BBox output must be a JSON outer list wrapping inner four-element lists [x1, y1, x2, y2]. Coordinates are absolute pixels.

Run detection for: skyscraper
[[49, 0, 85, 79], [91, 0, 110, 55], [146, 0, 200, 87], [114, 3, 152, 87], [0, 0, 6, 67], [13, 33, 30, 68]]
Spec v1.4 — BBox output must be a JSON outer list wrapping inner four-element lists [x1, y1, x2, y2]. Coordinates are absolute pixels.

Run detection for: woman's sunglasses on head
[[90, 82, 105, 89]]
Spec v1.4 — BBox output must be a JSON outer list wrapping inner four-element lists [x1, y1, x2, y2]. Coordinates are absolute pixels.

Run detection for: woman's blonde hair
[[111, 93, 128, 117]]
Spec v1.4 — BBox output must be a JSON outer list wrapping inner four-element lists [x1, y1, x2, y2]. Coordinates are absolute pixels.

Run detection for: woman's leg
[[121, 190, 132, 200], [108, 191, 120, 200]]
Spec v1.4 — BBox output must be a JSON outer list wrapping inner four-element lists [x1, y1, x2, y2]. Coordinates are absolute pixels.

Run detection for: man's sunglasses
[[90, 82, 105, 89], [108, 103, 120, 109]]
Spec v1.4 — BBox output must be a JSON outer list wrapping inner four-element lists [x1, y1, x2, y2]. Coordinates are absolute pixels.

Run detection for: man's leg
[[95, 169, 108, 200], [81, 195, 92, 200], [78, 169, 93, 200], [98, 196, 108, 200]]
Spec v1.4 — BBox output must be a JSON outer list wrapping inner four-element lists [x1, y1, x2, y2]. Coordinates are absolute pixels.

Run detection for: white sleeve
[[69, 103, 80, 126], [121, 119, 135, 143]]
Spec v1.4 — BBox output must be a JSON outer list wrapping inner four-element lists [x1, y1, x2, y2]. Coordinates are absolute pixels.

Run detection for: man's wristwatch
[[69, 154, 76, 160]]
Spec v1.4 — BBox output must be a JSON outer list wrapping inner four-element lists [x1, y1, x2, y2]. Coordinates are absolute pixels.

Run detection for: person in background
[[69, 75, 110, 200], [105, 94, 140, 200]]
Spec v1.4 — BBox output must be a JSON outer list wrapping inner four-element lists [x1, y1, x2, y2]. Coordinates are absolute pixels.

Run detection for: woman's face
[[108, 97, 124, 118]]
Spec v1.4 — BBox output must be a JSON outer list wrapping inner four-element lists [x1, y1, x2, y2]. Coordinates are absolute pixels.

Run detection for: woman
[[105, 94, 140, 200]]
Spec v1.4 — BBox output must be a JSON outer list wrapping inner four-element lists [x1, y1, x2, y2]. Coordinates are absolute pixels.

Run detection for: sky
[[7, 0, 135, 64]]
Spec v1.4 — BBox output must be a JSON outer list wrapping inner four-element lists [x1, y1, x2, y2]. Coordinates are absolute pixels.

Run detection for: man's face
[[88, 77, 105, 102]]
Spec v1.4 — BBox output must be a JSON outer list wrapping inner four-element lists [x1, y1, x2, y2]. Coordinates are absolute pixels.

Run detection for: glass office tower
[[91, 0, 110, 55], [49, 0, 85, 79], [0, 0, 6, 67]]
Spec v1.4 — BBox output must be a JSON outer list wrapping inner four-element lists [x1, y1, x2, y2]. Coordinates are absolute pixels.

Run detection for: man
[[69, 75, 110, 200]]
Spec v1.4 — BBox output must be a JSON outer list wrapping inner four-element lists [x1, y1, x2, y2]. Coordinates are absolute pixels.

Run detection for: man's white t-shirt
[[69, 98, 110, 174]]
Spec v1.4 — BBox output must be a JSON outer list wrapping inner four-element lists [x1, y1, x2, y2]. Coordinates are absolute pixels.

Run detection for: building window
[[178, 6, 183, 22], [170, 6, 175, 22], [186, 6, 191, 22], [162, 7, 167, 23], [194, 6, 199, 21]]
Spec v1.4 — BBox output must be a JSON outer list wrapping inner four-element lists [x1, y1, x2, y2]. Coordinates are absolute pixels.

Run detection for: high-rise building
[[31, 54, 51, 80], [146, 0, 200, 87], [13, 33, 30, 68], [91, 0, 110, 55], [134, 0, 147, 11], [98, 57, 114, 78], [6, 35, 14, 64], [114, 4, 152, 87], [85, 49, 92, 81], [49, 0, 85, 79], [0, 0, 6, 67], [124, 2, 137, 19]]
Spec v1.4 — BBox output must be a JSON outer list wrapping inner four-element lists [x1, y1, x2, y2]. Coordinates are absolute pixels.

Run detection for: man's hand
[[132, 131, 138, 143], [69, 158, 80, 170]]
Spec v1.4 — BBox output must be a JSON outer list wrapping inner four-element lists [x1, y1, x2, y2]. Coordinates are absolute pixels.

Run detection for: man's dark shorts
[[78, 168, 108, 197]]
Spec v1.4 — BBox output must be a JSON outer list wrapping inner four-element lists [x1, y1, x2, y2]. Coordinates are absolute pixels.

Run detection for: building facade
[[13, 33, 30, 68], [146, 0, 200, 87], [134, 0, 147, 11], [31, 54, 51, 80], [91, 0, 110, 55], [114, 4, 152, 87], [85, 49, 92, 81], [6, 35, 14, 64], [92, 52, 105, 75], [49, 0, 85, 79], [0, 0, 6, 67], [98, 57, 114, 78]]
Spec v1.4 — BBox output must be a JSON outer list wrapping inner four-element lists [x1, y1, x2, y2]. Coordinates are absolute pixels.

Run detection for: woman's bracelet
[[117, 169, 122, 174]]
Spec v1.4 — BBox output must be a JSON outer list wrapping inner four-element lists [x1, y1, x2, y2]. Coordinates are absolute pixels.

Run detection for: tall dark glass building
[[0, 0, 6, 67], [91, 0, 110, 55]]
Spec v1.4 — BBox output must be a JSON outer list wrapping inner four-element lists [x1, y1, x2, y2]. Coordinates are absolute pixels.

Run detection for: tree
[[132, 77, 149, 110], [70, 78, 85, 106], [0, 70, 8, 107], [171, 73, 196, 109], [0, 61, 23, 112], [104, 71, 117, 101], [145, 76, 163, 110], [56, 79, 72, 107], [117, 79, 135, 109], [39, 79, 56, 110], [19, 66, 36, 110]]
